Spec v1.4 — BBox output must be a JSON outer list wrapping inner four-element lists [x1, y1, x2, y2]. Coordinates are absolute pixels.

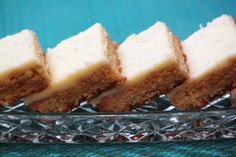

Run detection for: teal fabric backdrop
[[1, 0, 236, 51], [0, 140, 236, 157], [0, 0, 236, 156]]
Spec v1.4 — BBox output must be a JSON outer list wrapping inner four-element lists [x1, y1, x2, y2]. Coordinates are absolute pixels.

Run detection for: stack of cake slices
[[0, 14, 236, 112]]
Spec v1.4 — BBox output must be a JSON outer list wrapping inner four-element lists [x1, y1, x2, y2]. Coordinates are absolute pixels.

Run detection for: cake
[[231, 81, 236, 107], [25, 23, 123, 112], [91, 22, 188, 112], [0, 30, 50, 105], [232, 89, 236, 107], [168, 15, 236, 110]]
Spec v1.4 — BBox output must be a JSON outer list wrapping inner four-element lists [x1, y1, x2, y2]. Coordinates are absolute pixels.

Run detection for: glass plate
[[0, 94, 235, 143]]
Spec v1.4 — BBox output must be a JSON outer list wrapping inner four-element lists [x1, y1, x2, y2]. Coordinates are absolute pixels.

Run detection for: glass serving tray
[[0, 94, 235, 143]]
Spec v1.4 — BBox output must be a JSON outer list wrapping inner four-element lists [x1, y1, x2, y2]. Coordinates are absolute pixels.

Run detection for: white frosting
[[118, 22, 176, 83], [25, 23, 109, 104], [0, 30, 40, 79], [183, 15, 236, 78], [47, 23, 108, 84]]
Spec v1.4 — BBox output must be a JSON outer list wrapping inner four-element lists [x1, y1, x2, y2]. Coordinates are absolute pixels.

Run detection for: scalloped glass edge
[[0, 94, 235, 143]]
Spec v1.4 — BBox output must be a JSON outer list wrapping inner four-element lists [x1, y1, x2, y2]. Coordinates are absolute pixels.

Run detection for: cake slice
[[168, 15, 236, 110], [25, 23, 123, 112], [91, 22, 188, 112], [0, 30, 50, 105]]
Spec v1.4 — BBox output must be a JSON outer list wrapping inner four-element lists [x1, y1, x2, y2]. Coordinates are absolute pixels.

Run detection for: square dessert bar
[[25, 23, 123, 112], [169, 15, 236, 110], [92, 22, 188, 112], [0, 30, 50, 105]]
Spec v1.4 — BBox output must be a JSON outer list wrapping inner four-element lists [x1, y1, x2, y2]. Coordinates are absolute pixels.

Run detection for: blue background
[[0, 0, 236, 156], [1, 0, 236, 51]]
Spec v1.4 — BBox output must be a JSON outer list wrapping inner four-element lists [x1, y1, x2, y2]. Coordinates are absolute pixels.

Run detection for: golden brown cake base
[[0, 64, 50, 105], [169, 58, 236, 110], [98, 62, 188, 112], [30, 64, 123, 112]]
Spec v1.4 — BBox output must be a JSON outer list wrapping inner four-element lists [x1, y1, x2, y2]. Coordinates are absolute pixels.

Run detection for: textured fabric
[[0, 140, 236, 157], [0, 0, 236, 156]]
